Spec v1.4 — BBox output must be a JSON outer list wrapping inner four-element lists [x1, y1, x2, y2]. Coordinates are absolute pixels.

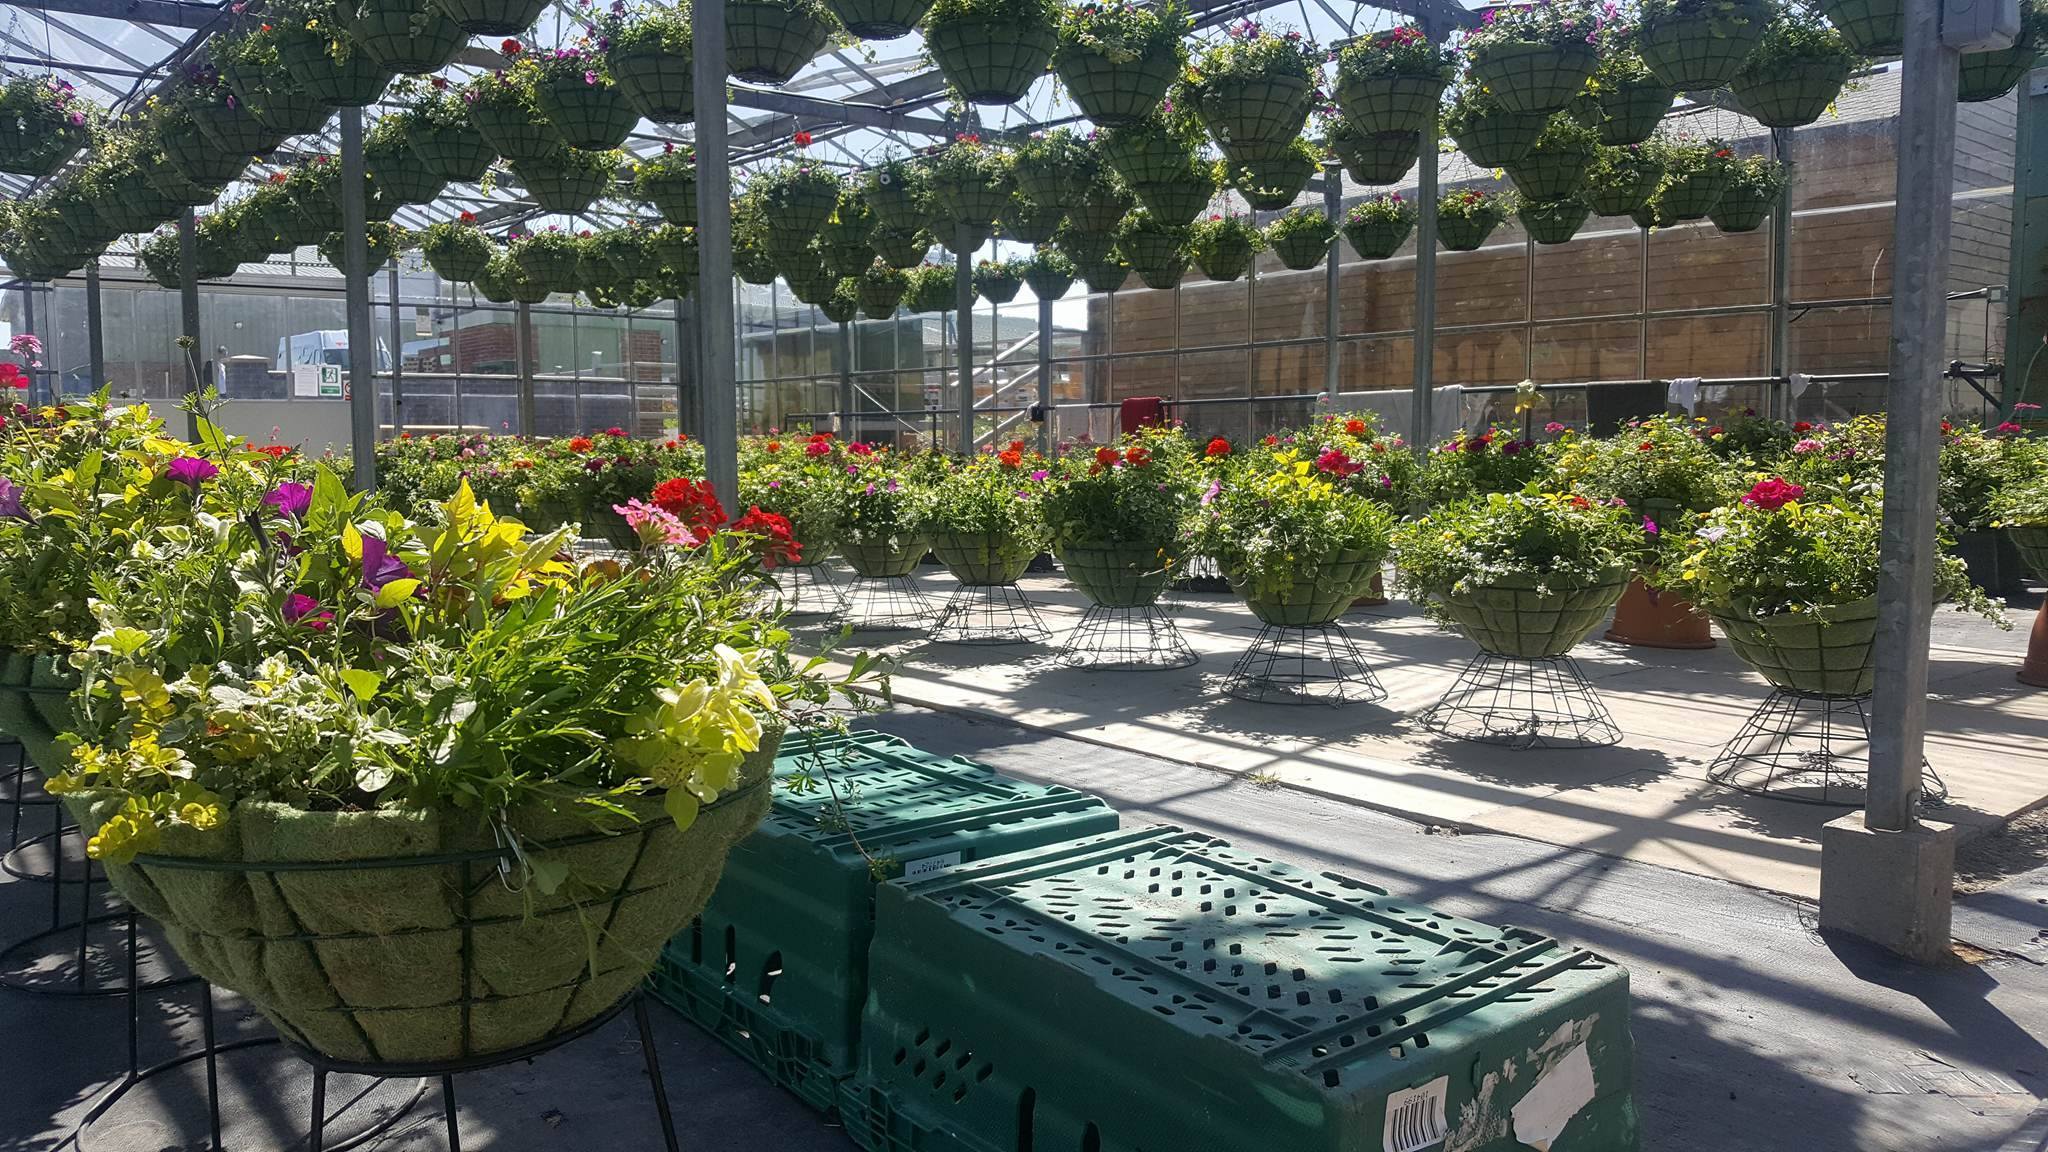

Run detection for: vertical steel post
[[694, 2, 738, 502], [387, 263, 405, 436], [1411, 97, 1441, 452], [85, 262, 104, 390], [1867, 0, 1961, 832], [838, 320, 854, 436], [1324, 167, 1342, 400], [1771, 127, 1796, 419], [956, 226, 974, 454], [19, 283, 37, 406], [1037, 294, 1053, 456], [515, 302, 536, 434], [177, 207, 201, 440], [339, 109, 377, 491], [674, 295, 693, 437]]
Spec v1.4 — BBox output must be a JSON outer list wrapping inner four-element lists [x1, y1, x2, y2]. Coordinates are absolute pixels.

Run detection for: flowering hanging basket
[[1131, 254, 1187, 289], [1195, 74, 1314, 149], [1437, 211, 1502, 252], [1234, 149, 1317, 211], [827, 0, 933, 39], [841, 538, 930, 578], [925, 16, 1056, 104], [1585, 164, 1663, 217], [1230, 549, 1384, 628], [223, 66, 335, 139], [534, 73, 639, 151], [1436, 570, 1628, 659], [726, 0, 835, 84], [1446, 107, 1546, 168], [1714, 597, 1877, 696], [1329, 129, 1417, 185], [405, 118, 498, 183], [1504, 144, 1593, 203], [609, 44, 695, 121], [366, 138, 449, 207], [1073, 255, 1129, 294], [0, 651, 76, 775], [439, 0, 549, 34], [469, 102, 566, 162], [347, 0, 468, 75], [274, 28, 394, 108], [1817, 0, 1901, 54], [1342, 215, 1412, 260], [930, 532, 1037, 585], [1729, 59, 1850, 129], [318, 224, 404, 271], [858, 274, 907, 318], [1709, 183, 1773, 233], [421, 233, 493, 283], [511, 155, 613, 214], [1467, 40, 1597, 115], [1587, 77, 1674, 145], [512, 241, 581, 291], [191, 99, 287, 158], [635, 167, 696, 226], [1056, 41, 1178, 127], [1332, 73, 1445, 135], [1192, 228, 1252, 281], [1057, 540, 1176, 607], [70, 730, 778, 1067], [929, 178, 1010, 230], [1636, 11, 1769, 91], [1657, 169, 1728, 221], [869, 226, 930, 268], [998, 198, 1063, 244], [1269, 228, 1329, 270], [0, 111, 84, 178], [1959, 43, 2040, 101], [1131, 176, 1213, 227], [1517, 197, 1590, 245], [159, 120, 252, 190]]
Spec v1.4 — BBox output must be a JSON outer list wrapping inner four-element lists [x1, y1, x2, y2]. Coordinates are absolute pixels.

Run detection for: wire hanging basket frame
[[1225, 621, 1389, 706], [1706, 689, 1948, 807], [1418, 652, 1622, 749]]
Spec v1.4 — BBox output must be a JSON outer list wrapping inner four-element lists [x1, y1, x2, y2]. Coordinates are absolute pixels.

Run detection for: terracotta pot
[[1604, 576, 1714, 649], [1351, 570, 1388, 608], [2021, 600, 2048, 688]]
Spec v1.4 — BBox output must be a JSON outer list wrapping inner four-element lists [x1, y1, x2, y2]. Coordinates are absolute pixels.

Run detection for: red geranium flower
[[1125, 445, 1151, 467], [651, 477, 729, 532], [1792, 421, 1813, 433], [804, 439, 831, 457], [732, 505, 802, 568], [567, 436, 594, 453], [501, 38, 522, 54], [1095, 446, 1118, 467], [255, 444, 292, 459], [1260, 434, 1278, 447], [1204, 437, 1231, 457], [848, 441, 874, 456], [1740, 478, 1805, 511], [603, 426, 626, 437], [997, 447, 1024, 469], [765, 440, 782, 453], [1343, 418, 1367, 436]]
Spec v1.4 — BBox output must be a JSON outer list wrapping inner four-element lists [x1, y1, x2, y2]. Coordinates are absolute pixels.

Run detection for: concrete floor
[[5, 704, 2047, 1149]]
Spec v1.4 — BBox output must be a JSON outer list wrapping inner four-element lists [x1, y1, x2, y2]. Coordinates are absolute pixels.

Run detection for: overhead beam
[[0, 0, 225, 29]]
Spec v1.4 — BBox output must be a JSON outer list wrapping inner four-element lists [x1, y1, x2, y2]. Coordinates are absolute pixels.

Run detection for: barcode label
[[1383, 1076, 1449, 1152], [902, 851, 962, 880]]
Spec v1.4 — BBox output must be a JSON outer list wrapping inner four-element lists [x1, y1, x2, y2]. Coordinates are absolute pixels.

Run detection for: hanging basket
[[1192, 230, 1252, 281], [1517, 197, 1590, 244], [1073, 256, 1129, 294], [868, 226, 929, 268], [274, 29, 394, 108], [1055, 41, 1178, 128], [999, 199, 1064, 245], [726, 0, 835, 84], [0, 114, 84, 178], [1467, 39, 1597, 115], [609, 45, 695, 122], [1235, 150, 1317, 211], [1958, 43, 2040, 102], [1131, 178, 1212, 227], [0, 650, 77, 774], [1195, 73, 1313, 148], [1343, 216, 1412, 260], [1637, 12, 1768, 91], [1446, 107, 1547, 168], [159, 121, 251, 190], [925, 16, 1056, 104], [1435, 570, 1628, 658], [436, 0, 549, 34], [636, 169, 697, 226], [1437, 211, 1502, 252], [2009, 526, 2048, 581], [929, 179, 1009, 229], [1589, 78, 1675, 146], [1709, 183, 1773, 233], [513, 244, 581, 290], [1817, 0, 1901, 55], [534, 74, 639, 150], [1714, 597, 1877, 696], [70, 731, 778, 1067], [469, 103, 566, 162], [422, 236, 493, 283], [348, 0, 468, 75], [511, 157, 613, 215], [1230, 549, 1384, 627], [1657, 169, 1728, 221], [367, 140, 449, 206], [1730, 58, 1851, 129], [1503, 145, 1593, 203], [858, 277, 907, 318], [1131, 255, 1187, 289], [224, 66, 335, 139], [1332, 72, 1445, 135], [841, 538, 929, 578], [1585, 169, 1661, 217], [1057, 540, 1176, 607], [827, 0, 931, 38], [1270, 228, 1330, 270], [929, 532, 1037, 585], [404, 118, 498, 183], [191, 99, 287, 157], [1330, 129, 1417, 185]]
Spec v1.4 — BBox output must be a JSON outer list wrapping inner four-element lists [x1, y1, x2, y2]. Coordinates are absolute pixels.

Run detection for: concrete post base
[[1818, 814, 1956, 964]]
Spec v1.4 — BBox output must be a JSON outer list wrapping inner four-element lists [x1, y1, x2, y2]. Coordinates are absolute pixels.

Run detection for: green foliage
[[1585, 142, 1664, 192], [1548, 415, 1740, 514], [1438, 187, 1513, 224], [1190, 445, 1397, 597], [1461, 0, 1602, 48], [1941, 423, 2046, 531], [607, 3, 693, 53], [738, 432, 848, 546], [1183, 21, 1320, 94], [1989, 470, 2048, 527], [1738, 7, 1859, 74], [924, 0, 1056, 27], [1333, 24, 1455, 81], [1012, 128, 1100, 190], [927, 136, 1013, 188], [1263, 205, 1335, 247], [1041, 441, 1194, 551], [1418, 426, 1547, 505], [748, 159, 843, 215], [922, 450, 1052, 543], [1638, 0, 1773, 36], [1393, 491, 1644, 607], [1648, 135, 1737, 179], [1722, 153, 1787, 200], [1343, 192, 1414, 228], [1054, 0, 1189, 62], [812, 448, 931, 547]]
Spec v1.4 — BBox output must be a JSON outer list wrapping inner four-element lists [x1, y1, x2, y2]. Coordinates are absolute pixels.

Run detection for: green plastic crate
[[649, 729, 1120, 1111], [846, 826, 1639, 1152]]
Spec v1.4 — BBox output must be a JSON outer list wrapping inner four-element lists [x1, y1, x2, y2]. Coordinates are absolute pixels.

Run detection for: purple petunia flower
[[283, 593, 333, 631], [359, 534, 415, 593], [166, 456, 218, 490], [263, 482, 312, 518], [0, 475, 25, 520]]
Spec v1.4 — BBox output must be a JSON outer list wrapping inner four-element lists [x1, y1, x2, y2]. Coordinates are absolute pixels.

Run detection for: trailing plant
[[1041, 442, 1193, 551], [1011, 128, 1101, 207], [1393, 491, 1645, 615], [1020, 246, 1075, 297], [1188, 213, 1261, 281], [972, 258, 1026, 303], [419, 212, 495, 282], [922, 449, 1052, 544], [1418, 425, 1547, 504], [1333, 22, 1455, 80], [1190, 445, 1397, 601], [1944, 422, 2048, 531], [812, 448, 931, 548], [1461, 0, 1606, 51], [1263, 205, 1335, 259]]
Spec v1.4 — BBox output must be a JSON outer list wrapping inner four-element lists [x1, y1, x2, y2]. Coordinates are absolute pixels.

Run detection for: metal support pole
[[1323, 167, 1342, 399], [19, 282, 37, 406], [956, 226, 973, 454], [1411, 96, 1441, 453], [85, 261, 104, 390], [515, 302, 536, 434], [673, 296, 693, 437], [838, 320, 854, 437], [387, 263, 405, 436], [1770, 126, 1795, 421], [1866, 0, 1959, 833], [177, 207, 201, 440], [339, 108, 377, 491], [693, 0, 738, 503], [1037, 294, 1053, 456]]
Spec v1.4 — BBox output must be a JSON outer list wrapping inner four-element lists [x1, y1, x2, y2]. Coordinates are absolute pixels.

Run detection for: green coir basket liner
[[1657, 170, 1728, 222], [348, 2, 467, 74], [1194, 74, 1313, 149], [1447, 107, 1546, 169], [1636, 14, 1766, 91], [1518, 197, 1589, 244], [649, 729, 1118, 1112], [1504, 145, 1593, 203], [1434, 571, 1628, 658], [72, 726, 781, 1066], [1437, 211, 1503, 252], [927, 532, 1038, 586], [0, 650, 76, 776], [1227, 548, 1384, 627], [1055, 42, 1178, 128], [2010, 526, 2048, 582], [534, 77, 639, 150], [1332, 72, 1445, 135], [510, 159, 611, 215], [275, 30, 394, 107], [404, 118, 498, 183], [842, 538, 928, 579], [1958, 44, 2039, 102], [610, 44, 696, 121], [470, 104, 566, 162], [1331, 129, 1417, 185], [1270, 228, 1330, 270], [726, 0, 835, 84], [1818, 0, 1901, 55], [827, 0, 932, 38], [1467, 39, 1597, 115], [925, 17, 1056, 105], [1714, 597, 1877, 697], [844, 825, 1640, 1152], [1709, 183, 1774, 233], [1589, 79, 1674, 146], [1342, 216, 1412, 260], [1729, 59, 1850, 129], [438, 0, 549, 34], [1056, 540, 1176, 608]]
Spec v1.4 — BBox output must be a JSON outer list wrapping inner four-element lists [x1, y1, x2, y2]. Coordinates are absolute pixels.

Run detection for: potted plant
[[863, 154, 936, 228], [1583, 143, 1664, 216], [420, 212, 495, 282], [510, 146, 620, 214], [1988, 471, 2048, 686], [593, 224, 666, 283], [869, 223, 932, 268], [268, 0, 396, 107], [1263, 205, 1335, 270], [1341, 194, 1414, 260], [1227, 138, 1319, 211], [1960, 0, 2046, 101], [344, 0, 468, 74], [857, 262, 910, 316], [508, 227, 583, 293], [1415, 426, 1543, 504], [726, 0, 838, 84], [1817, 0, 1900, 54], [1185, 22, 1320, 151], [999, 193, 1065, 244], [1729, 10, 1857, 129], [1649, 137, 1734, 220], [1195, 446, 1397, 627], [818, 191, 876, 279], [816, 451, 931, 577], [633, 143, 697, 225], [476, 253, 549, 302], [212, 27, 335, 139], [751, 160, 844, 253], [1043, 442, 1191, 607], [1011, 129, 1098, 210], [1072, 249, 1130, 293], [777, 242, 839, 303], [175, 74, 286, 158], [1518, 196, 1589, 244], [973, 258, 1026, 303], [600, 6, 694, 121], [1332, 23, 1454, 135], [464, 69, 567, 161], [394, 85, 498, 182], [1098, 109, 1214, 219], [1709, 155, 1783, 233], [1460, 0, 1600, 114], [1189, 213, 1259, 281], [1502, 113, 1598, 203], [654, 222, 699, 284], [1656, 481, 2000, 695], [1636, 0, 1773, 90], [364, 114, 449, 207], [926, 135, 1015, 231], [923, 450, 1052, 585], [1574, 38, 1675, 146], [1021, 245, 1075, 298], [738, 434, 843, 569], [1395, 491, 1640, 659], [733, 202, 781, 284], [1437, 188, 1511, 251], [1318, 112, 1414, 186], [318, 220, 407, 271], [905, 262, 962, 312], [1053, 0, 1187, 126], [1443, 81, 1548, 168], [920, 0, 1058, 104], [1064, 165, 1136, 234], [529, 44, 639, 150]]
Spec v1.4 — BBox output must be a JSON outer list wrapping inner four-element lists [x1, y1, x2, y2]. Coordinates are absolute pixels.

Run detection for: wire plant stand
[[1226, 621, 1387, 705], [768, 560, 851, 619], [4, 737, 56, 849], [1707, 689, 1948, 806], [841, 575, 939, 631], [1419, 652, 1622, 749], [1056, 604, 1200, 671], [930, 583, 1052, 645]]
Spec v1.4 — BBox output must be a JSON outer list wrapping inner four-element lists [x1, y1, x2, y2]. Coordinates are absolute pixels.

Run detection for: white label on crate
[[1384, 1076, 1448, 1152], [902, 851, 962, 880], [1511, 1042, 1596, 1151]]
